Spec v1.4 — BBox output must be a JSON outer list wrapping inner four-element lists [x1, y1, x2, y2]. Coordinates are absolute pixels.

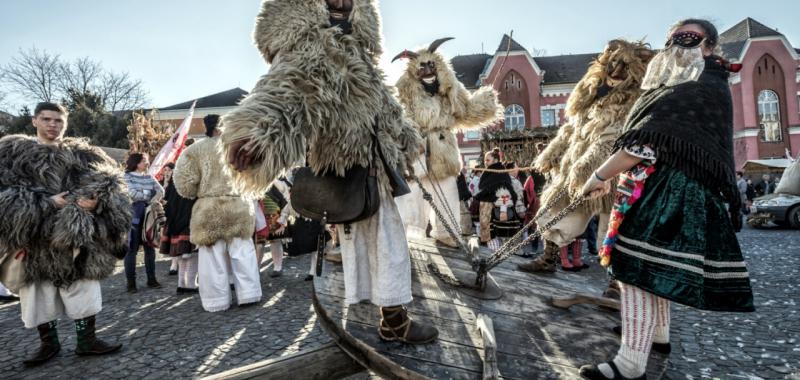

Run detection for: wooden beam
[[476, 314, 501, 380], [550, 293, 621, 310], [202, 343, 364, 380]]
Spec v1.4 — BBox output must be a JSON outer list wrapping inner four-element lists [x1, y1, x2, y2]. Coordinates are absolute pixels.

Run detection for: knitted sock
[[170, 257, 178, 271], [611, 283, 657, 378], [270, 242, 283, 271], [653, 296, 671, 344]]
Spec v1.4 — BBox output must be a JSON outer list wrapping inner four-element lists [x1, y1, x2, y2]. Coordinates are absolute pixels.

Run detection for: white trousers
[[338, 189, 412, 306], [198, 238, 262, 312], [19, 280, 102, 328], [397, 175, 461, 241]]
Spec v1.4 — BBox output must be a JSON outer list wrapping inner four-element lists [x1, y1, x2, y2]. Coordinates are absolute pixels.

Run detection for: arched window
[[504, 104, 525, 131], [758, 90, 782, 142]]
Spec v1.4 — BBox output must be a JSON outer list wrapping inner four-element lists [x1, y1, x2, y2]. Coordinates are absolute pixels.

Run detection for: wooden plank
[[551, 293, 621, 310], [476, 315, 500, 380], [201, 343, 364, 380]]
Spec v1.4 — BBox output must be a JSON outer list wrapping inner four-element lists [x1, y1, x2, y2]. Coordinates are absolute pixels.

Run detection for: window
[[758, 90, 782, 142], [541, 109, 556, 127], [504, 104, 525, 131], [464, 130, 481, 141]]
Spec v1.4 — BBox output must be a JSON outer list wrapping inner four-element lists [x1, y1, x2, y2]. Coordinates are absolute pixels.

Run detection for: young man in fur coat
[[222, 0, 438, 344], [393, 37, 503, 247], [173, 115, 262, 312], [518, 40, 653, 274], [0, 102, 131, 366]]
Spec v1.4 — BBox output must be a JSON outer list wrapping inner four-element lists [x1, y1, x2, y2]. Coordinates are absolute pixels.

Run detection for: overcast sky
[[1, 0, 798, 111]]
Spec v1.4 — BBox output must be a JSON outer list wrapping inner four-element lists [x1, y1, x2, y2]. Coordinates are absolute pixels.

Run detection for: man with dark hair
[[173, 114, 262, 312], [0, 102, 131, 366]]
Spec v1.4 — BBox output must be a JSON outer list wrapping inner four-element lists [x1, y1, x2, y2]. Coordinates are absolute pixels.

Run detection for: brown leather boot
[[378, 306, 438, 344], [23, 321, 61, 367], [74, 316, 122, 356], [517, 240, 558, 273], [602, 279, 621, 300]]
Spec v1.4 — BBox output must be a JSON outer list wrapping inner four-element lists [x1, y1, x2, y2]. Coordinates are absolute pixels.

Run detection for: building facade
[[451, 18, 800, 170]]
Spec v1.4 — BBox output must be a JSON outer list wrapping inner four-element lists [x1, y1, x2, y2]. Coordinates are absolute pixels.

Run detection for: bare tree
[[530, 46, 547, 57], [58, 57, 103, 96], [0, 47, 62, 102], [98, 70, 148, 111]]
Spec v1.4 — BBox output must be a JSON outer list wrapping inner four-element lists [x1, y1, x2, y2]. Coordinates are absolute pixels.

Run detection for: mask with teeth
[[418, 61, 439, 95], [392, 37, 455, 96], [327, 0, 353, 34]]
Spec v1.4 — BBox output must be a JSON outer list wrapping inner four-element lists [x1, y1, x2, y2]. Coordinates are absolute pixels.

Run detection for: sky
[[1, 0, 799, 112]]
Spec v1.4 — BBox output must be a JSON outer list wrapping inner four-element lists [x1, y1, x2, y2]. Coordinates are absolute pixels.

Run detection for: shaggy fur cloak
[[220, 0, 422, 195], [0, 135, 132, 287], [535, 40, 652, 217], [173, 136, 255, 247], [395, 49, 502, 178]]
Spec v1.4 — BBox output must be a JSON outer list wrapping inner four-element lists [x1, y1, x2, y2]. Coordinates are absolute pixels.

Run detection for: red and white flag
[[149, 100, 196, 179]]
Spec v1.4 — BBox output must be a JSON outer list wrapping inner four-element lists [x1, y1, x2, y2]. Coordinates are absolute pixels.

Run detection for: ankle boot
[[23, 321, 61, 367], [518, 240, 558, 273], [378, 306, 438, 344], [571, 240, 588, 269], [74, 316, 122, 356]]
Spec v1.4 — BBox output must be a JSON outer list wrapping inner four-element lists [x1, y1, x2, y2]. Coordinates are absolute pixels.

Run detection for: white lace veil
[[640, 45, 705, 90]]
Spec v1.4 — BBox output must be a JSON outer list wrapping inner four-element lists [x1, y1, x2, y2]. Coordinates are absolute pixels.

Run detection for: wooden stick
[[550, 293, 621, 310], [476, 314, 501, 380]]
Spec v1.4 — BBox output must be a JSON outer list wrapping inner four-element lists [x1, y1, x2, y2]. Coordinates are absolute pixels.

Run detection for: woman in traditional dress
[[579, 19, 755, 380], [159, 162, 198, 294]]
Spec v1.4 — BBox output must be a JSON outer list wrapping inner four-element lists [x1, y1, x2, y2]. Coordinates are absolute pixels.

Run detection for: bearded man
[[518, 40, 654, 274], [0, 102, 131, 366], [393, 37, 503, 247], [221, 0, 437, 344]]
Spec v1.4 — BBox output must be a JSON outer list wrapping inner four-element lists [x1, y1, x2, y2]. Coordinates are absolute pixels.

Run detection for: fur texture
[[0, 135, 131, 287], [535, 40, 652, 216], [173, 137, 255, 247], [396, 49, 503, 178], [221, 0, 422, 196]]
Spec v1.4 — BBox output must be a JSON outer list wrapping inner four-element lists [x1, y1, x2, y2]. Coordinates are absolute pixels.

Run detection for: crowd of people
[[0, 1, 760, 378]]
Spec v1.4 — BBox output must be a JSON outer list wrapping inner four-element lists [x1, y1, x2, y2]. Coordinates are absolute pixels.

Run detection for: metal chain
[[416, 157, 462, 238]]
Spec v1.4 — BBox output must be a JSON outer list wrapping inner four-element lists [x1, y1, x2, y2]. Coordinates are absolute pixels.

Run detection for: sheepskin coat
[[220, 0, 422, 195], [396, 50, 502, 179], [0, 135, 132, 287], [535, 41, 651, 217], [173, 136, 255, 247]]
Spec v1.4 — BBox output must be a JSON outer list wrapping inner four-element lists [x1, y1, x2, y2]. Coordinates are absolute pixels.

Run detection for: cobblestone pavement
[[0, 253, 330, 379], [1, 226, 798, 379], [664, 225, 800, 380]]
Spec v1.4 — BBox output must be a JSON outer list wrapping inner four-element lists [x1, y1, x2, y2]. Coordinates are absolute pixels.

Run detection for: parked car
[[748, 193, 800, 229]]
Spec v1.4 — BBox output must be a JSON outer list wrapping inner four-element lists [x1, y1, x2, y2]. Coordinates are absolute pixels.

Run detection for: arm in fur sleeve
[[452, 85, 504, 130], [0, 137, 56, 251], [51, 141, 132, 258], [534, 121, 575, 173], [173, 145, 201, 200]]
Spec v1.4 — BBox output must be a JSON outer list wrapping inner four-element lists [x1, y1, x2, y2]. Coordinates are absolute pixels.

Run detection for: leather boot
[[74, 316, 122, 356], [602, 279, 621, 300], [378, 306, 438, 344], [517, 240, 558, 273], [23, 321, 61, 367]]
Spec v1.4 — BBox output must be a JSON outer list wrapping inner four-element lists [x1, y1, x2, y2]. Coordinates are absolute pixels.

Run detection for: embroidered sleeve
[[624, 144, 657, 162]]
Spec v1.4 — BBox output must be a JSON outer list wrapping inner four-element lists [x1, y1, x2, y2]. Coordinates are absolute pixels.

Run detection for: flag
[[149, 100, 197, 179]]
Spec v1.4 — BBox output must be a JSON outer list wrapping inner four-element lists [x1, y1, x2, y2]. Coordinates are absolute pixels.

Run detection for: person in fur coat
[[392, 37, 503, 247], [0, 102, 130, 366], [173, 115, 262, 312], [518, 39, 654, 274], [221, 0, 437, 344]]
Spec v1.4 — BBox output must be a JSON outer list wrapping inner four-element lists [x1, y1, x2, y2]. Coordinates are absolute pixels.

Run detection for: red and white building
[[451, 18, 800, 170], [158, 18, 799, 170]]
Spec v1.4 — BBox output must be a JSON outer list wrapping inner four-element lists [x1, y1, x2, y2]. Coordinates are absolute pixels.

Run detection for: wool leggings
[[178, 255, 199, 289], [270, 241, 284, 271], [613, 282, 671, 377]]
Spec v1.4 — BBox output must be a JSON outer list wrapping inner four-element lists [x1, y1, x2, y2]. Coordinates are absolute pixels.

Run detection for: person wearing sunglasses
[[579, 19, 754, 380]]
